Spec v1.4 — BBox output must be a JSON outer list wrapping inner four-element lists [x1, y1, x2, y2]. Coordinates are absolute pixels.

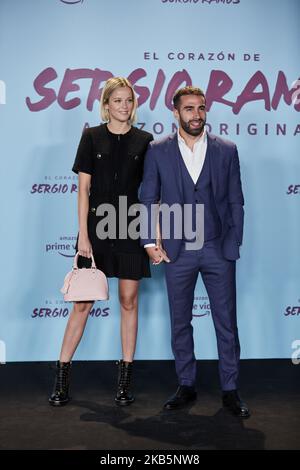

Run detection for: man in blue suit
[[140, 86, 250, 417]]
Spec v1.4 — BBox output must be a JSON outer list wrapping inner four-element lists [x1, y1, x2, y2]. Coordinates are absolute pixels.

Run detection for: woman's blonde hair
[[100, 77, 137, 124]]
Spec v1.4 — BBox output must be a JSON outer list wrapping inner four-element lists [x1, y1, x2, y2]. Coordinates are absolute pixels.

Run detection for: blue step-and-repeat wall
[[0, 0, 299, 362]]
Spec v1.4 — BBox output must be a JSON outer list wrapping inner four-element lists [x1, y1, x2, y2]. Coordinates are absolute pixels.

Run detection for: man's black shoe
[[163, 385, 197, 410], [222, 390, 250, 418]]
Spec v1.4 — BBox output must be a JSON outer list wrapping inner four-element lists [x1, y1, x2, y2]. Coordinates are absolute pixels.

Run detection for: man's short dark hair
[[173, 86, 206, 110]]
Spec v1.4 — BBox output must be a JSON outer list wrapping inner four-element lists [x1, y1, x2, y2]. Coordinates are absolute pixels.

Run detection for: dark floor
[[0, 360, 299, 450]]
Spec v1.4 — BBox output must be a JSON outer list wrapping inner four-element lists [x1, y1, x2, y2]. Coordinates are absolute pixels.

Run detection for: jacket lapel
[[207, 133, 220, 198], [167, 133, 184, 200]]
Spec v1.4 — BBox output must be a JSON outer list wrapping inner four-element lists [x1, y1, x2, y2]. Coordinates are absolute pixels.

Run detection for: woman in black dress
[[49, 77, 153, 407]]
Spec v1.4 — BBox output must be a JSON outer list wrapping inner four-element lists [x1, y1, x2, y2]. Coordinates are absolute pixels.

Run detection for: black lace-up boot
[[48, 361, 71, 406], [115, 360, 134, 406]]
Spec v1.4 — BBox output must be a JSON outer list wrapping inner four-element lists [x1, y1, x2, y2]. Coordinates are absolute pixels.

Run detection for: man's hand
[[145, 246, 170, 265]]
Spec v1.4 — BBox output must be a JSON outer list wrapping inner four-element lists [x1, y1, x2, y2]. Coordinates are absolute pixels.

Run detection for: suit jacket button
[[96, 154, 102, 159], [134, 155, 139, 160], [91, 207, 96, 212]]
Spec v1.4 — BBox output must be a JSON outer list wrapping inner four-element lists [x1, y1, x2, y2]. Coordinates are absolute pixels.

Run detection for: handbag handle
[[73, 251, 96, 270]]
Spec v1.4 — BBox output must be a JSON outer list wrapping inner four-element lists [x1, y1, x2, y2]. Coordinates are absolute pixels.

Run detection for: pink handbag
[[61, 252, 109, 302]]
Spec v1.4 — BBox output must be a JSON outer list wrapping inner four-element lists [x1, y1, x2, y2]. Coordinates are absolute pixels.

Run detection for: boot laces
[[55, 364, 70, 392], [118, 362, 132, 390]]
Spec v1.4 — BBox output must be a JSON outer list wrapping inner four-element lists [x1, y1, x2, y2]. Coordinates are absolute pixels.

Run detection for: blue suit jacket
[[139, 132, 244, 262]]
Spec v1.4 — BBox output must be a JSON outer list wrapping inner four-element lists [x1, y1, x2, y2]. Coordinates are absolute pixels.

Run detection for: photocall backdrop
[[0, 0, 299, 362]]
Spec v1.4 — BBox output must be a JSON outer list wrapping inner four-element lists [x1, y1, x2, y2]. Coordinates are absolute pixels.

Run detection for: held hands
[[145, 244, 170, 265], [147, 216, 170, 265], [78, 233, 92, 258]]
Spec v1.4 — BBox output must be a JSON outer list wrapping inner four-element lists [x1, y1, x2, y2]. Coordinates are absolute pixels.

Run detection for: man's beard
[[180, 117, 206, 136]]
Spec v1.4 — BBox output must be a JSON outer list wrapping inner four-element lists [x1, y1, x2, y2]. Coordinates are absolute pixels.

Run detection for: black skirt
[[76, 249, 151, 281]]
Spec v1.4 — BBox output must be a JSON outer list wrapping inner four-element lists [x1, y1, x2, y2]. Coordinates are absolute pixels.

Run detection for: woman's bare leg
[[59, 301, 94, 362], [118, 279, 139, 362]]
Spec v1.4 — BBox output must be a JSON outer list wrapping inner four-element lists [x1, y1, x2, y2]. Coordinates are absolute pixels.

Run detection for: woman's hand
[[145, 246, 170, 265], [78, 232, 92, 258]]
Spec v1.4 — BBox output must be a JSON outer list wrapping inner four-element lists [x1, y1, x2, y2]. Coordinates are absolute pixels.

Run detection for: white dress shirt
[[144, 129, 207, 248], [177, 128, 207, 184]]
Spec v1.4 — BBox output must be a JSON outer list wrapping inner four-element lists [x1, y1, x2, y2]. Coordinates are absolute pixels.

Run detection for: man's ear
[[173, 107, 179, 121]]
